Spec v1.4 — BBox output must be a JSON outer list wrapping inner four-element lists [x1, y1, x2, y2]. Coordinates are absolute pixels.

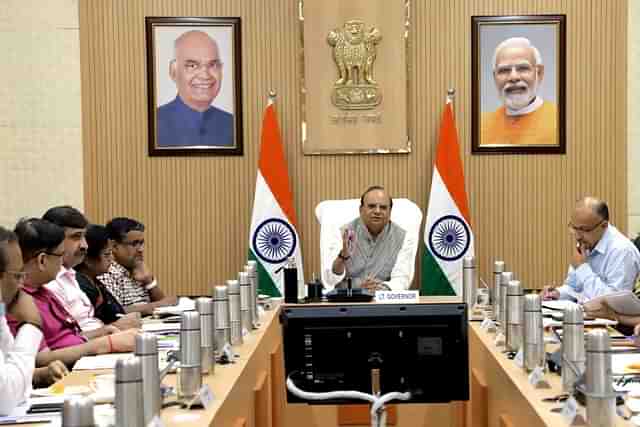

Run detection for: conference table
[[12, 297, 639, 427]]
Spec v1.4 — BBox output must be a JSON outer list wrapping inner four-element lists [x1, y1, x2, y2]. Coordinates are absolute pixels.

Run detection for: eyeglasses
[[44, 250, 65, 258], [100, 250, 113, 258], [119, 239, 145, 249], [567, 219, 605, 234], [5, 270, 27, 282]]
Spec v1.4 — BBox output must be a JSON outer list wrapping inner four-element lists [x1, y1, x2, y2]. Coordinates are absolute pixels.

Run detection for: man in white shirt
[[323, 186, 414, 292], [43, 206, 139, 333], [0, 226, 43, 415], [543, 197, 640, 301]]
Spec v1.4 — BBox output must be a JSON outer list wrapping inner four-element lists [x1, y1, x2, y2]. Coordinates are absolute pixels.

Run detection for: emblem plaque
[[327, 20, 382, 110]]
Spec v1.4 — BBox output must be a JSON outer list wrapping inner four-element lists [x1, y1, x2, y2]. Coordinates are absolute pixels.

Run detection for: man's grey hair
[[492, 37, 543, 71]]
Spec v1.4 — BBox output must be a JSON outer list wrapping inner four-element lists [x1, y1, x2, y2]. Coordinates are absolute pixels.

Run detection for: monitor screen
[[280, 303, 469, 405]]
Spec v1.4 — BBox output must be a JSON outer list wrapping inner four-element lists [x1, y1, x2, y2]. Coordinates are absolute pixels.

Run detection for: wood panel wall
[[79, 0, 627, 297]]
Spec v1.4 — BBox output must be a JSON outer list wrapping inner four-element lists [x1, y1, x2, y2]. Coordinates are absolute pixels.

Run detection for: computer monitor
[[280, 303, 469, 405]]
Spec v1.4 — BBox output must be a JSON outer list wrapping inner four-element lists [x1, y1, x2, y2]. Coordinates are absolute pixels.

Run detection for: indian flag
[[248, 100, 304, 297], [421, 100, 474, 296]]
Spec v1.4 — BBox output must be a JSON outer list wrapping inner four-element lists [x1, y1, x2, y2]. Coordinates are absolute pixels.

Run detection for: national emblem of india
[[327, 20, 382, 110]]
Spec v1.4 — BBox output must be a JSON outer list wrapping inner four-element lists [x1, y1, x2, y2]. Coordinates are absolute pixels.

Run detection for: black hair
[[43, 205, 89, 229], [0, 226, 18, 273], [359, 185, 393, 209], [14, 218, 65, 262], [593, 200, 610, 222], [84, 224, 110, 259], [105, 217, 145, 242]]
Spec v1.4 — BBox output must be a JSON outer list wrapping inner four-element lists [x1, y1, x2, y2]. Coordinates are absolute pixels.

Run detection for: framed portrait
[[145, 17, 243, 156], [471, 15, 566, 154]]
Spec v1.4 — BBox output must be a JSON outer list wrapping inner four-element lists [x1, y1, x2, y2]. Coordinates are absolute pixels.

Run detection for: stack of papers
[[153, 297, 195, 315], [73, 353, 133, 371], [583, 291, 640, 316]]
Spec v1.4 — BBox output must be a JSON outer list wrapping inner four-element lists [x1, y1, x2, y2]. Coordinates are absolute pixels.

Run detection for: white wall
[[0, 0, 83, 228], [629, 0, 640, 237]]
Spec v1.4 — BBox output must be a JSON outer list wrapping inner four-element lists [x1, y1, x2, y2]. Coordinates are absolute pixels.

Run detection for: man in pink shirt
[[43, 206, 139, 332], [8, 218, 137, 368]]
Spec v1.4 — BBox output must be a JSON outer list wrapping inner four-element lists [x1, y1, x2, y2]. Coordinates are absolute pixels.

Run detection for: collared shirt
[[0, 316, 43, 415], [157, 96, 234, 147], [77, 272, 125, 324], [11, 284, 86, 351], [99, 262, 151, 307], [322, 218, 414, 291], [557, 224, 640, 301], [45, 266, 104, 331]]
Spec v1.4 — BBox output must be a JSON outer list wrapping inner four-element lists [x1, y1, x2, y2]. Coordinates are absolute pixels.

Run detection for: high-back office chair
[[314, 198, 423, 288]]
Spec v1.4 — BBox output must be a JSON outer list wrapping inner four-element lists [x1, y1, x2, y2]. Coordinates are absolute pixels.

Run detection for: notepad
[[153, 297, 195, 315]]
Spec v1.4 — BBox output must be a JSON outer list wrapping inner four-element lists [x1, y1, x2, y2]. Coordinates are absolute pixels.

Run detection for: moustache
[[502, 82, 528, 95]]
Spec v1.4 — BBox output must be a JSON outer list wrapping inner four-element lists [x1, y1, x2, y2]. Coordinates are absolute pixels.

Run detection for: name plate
[[375, 290, 419, 303]]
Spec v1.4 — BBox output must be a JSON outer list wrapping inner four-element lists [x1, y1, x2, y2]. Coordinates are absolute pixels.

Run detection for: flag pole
[[269, 89, 277, 105]]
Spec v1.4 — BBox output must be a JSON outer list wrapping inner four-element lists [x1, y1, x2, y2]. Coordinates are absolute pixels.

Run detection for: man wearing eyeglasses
[[157, 30, 234, 147], [99, 217, 176, 315], [542, 197, 640, 301], [7, 219, 137, 369], [481, 37, 557, 146]]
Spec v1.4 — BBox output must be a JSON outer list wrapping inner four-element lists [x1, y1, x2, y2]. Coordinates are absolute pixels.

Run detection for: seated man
[[100, 217, 176, 315], [323, 186, 413, 292], [8, 218, 136, 368], [0, 226, 43, 414], [43, 206, 137, 332], [543, 197, 640, 301]]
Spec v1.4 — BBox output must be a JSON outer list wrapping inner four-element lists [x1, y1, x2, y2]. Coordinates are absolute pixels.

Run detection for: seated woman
[[75, 225, 137, 326]]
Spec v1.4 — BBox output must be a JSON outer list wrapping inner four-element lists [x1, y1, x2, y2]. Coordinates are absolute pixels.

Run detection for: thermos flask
[[562, 302, 585, 393], [506, 280, 524, 352], [195, 297, 215, 375], [61, 396, 95, 427], [523, 294, 545, 372], [586, 329, 615, 427], [227, 280, 243, 345], [115, 357, 144, 427], [178, 311, 202, 402]]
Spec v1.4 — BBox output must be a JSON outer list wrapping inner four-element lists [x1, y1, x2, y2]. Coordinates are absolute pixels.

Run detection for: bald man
[[542, 197, 640, 302], [157, 30, 234, 147], [481, 37, 557, 146]]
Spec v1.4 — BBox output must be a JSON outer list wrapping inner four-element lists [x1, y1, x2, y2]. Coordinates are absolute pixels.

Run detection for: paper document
[[542, 300, 579, 311], [153, 297, 195, 315], [72, 353, 133, 370], [582, 291, 640, 316]]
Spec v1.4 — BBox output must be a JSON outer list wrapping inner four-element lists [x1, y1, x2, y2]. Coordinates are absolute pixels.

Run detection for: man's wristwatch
[[338, 252, 350, 261]]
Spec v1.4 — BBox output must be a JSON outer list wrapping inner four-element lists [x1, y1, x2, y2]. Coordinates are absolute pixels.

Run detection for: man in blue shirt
[[157, 30, 234, 147], [542, 197, 640, 301]]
